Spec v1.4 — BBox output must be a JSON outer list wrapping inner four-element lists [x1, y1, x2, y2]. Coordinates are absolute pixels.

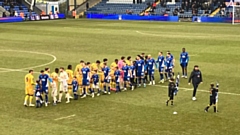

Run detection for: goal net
[[232, 5, 240, 24]]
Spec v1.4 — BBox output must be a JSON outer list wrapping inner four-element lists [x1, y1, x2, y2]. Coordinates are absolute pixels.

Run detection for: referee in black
[[166, 78, 176, 106], [188, 65, 203, 101], [204, 83, 219, 113]]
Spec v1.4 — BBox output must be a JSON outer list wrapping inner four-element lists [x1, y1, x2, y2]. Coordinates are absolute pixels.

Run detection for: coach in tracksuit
[[188, 65, 203, 101]]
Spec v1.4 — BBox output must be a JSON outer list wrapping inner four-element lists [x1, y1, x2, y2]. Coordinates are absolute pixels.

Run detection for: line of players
[[24, 49, 189, 107]]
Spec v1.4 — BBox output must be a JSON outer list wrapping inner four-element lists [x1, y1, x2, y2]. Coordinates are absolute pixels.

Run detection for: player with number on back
[[136, 55, 146, 87], [165, 52, 173, 80], [180, 48, 189, 78], [24, 70, 35, 107], [156, 52, 165, 84], [91, 70, 100, 96]]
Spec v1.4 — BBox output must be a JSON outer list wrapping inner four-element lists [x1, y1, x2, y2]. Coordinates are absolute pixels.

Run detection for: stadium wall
[[192, 16, 233, 23], [87, 14, 179, 22], [0, 17, 24, 23]]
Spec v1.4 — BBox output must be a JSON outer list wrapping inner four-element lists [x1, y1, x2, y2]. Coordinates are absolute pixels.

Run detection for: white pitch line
[[54, 114, 76, 121], [153, 85, 240, 96], [0, 50, 57, 73]]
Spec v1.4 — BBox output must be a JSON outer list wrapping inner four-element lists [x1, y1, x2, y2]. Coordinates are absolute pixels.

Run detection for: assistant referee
[[188, 65, 203, 101]]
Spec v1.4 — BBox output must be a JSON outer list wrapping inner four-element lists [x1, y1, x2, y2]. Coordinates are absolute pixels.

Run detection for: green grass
[[0, 19, 240, 135]]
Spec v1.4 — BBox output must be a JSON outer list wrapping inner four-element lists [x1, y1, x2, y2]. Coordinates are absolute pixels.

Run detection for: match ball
[[173, 111, 178, 115]]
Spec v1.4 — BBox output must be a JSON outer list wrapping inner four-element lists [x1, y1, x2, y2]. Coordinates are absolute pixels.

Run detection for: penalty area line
[[54, 114, 76, 121], [153, 85, 240, 96]]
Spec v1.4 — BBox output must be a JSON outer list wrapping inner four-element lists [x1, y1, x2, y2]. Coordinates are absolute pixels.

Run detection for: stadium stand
[[86, 0, 225, 18], [0, 0, 37, 17]]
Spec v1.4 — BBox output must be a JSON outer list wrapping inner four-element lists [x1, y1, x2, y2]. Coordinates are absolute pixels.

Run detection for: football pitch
[[0, 19, 240, 135]]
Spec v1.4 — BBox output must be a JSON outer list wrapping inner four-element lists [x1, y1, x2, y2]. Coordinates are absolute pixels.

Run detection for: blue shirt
[[39, 74, 52, 88], [72, 80, 78, 91], [122, 65, 130, 77], [136, 59, 144, 72], [102, 66, 110, 78], [129, 65, 135, 77], [81, 67, 90, 80], [165, 57, 173, 68], [91, 74, 99, 84], [35, 84, 41, 91], [157, 55, 165, 68], [180, 52, 189, 64], [147, 58, 156, 71], [114, 70, 121, 82]]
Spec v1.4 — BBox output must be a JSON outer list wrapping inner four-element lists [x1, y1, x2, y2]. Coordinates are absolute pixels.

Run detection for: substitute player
[[39, 70, 53, 106], [136, 55, 146, 87], [24, 70, 35, 107], [204, 83, 219, 113], [102, 63, 111, 94], [156, 52, 165, 83], [180, 48, 189, 78], [147, 55, 156, 85], [58, 67, 69, 103]]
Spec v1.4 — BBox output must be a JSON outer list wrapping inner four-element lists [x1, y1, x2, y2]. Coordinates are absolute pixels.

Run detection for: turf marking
[[0, 50, 57, 73], [54, 114, 76, 121], [153, 85, 240, 96]]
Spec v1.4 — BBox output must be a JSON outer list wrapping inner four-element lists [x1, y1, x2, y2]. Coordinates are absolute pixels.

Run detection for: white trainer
[[152, 80, 155, 85], [66, 101, 70, 104], [29, 104, 35, 107], [108, 92, 111, 95], [192, 97, 197, 101], [81, 94, 86, 98]]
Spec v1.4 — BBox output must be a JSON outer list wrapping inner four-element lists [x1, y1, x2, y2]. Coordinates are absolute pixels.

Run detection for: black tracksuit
[[188, 69, 202, 97]]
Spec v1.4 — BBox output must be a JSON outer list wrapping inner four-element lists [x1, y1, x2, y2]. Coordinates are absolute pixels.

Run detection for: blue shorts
[[180, 63, 188, 68], [104, 79, 110, 83], [42, 87, 48, 94], [123, 76, 130, 82], [159, 67, 164, 72], [137, 71, 144, 77], [73, 87, 78, 93], [165, 68, 172, 73], [82, 79, 90, 86], [148, 70, 154, 76]]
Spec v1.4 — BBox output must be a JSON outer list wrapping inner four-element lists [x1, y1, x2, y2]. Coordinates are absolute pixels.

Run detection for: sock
[[166, 100, 169, 103], [214, 106, 217, 112], [149, 75, 152, 82], [98, 89, 100, 93], [205, 105, 210, 110], [171, 100, 173, 105], [152, 75, 155, 81], [182, 67, 184, 76], [29, 96, 33, 104], [45, 94, 48, 103], [24, 95, 29, 104], [66, 93, 69, 101], [168, 72, 171, 78], [68, 89, 72, 95], [36, 100, 40, 106], [124, 82, 126, 88], [142, 78, 145, 84], [160, 73, 163, 80], [104, 86, 106, 91], [83, 88, 86, 95], [165, 73, 168, 79], [108, 86, 110, 92], [53, 96, 57, 103], [89, 88, 92, 93], [172, 72, 175, 77], [59, 92, 63, 101], [138, 78, 141, 84], [100, 83, 104, 90], [130, 83, 132, 87]]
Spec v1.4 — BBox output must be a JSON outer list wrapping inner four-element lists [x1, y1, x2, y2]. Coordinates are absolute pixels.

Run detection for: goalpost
[[232, 5, 240, 24]]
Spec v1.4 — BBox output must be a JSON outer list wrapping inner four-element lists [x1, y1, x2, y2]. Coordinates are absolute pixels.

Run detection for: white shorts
[[60, 83, 68, 92], [92, 83, 99, 89]]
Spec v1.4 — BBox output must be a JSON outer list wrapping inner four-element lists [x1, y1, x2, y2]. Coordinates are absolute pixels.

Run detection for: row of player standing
[[24, 48, 192, 107]]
